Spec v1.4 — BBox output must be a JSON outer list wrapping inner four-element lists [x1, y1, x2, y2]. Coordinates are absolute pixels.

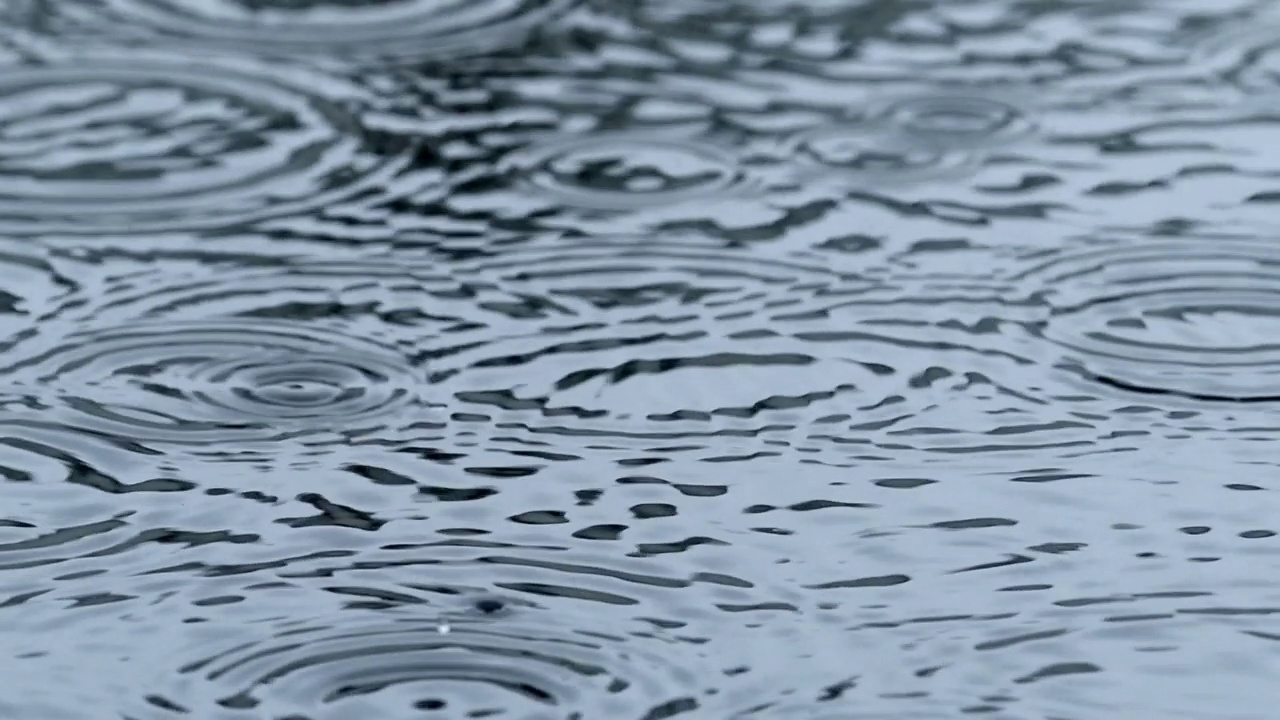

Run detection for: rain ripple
[[776, 89, 1038, 192], [433, 239, 900, 449], [1009, 239, 1280, 403], [502, 130, 756, 211], [0, 319, 426, 447], [459, 122, 781, 238], [7, 0, 579, 65], [63, 534, 774, 720], [0, 50, 417, 235], [0, 249, 590, 452], [467, 80, 1045, 238], [136, 610, 707, 719], [882, 93, 1037, 149], [785, 123, 981, 189]]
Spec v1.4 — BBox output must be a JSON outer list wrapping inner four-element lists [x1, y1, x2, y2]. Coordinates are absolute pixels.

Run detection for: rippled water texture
[[9, 0, 578, 64], [4, 1, 1280, 719]]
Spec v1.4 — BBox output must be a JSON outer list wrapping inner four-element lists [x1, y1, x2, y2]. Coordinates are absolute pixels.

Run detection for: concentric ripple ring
[[503, 131, 752, 210], [878, 93, 1036, 148], [140, 610, 706, 718], [0, 319, 420, 443], [1012, 240, 1280, 402], [787, 125, 980, 186], [0, 53, 414, 235]]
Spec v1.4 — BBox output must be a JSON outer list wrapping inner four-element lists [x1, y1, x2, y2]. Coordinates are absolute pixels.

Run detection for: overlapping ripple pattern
[[0, 50, 421, 235], [8, 0, 578, 64], [3, 1, 1280, 719]]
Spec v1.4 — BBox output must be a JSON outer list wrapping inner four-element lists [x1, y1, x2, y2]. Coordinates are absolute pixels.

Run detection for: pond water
[[0, 0, 1278, 717]]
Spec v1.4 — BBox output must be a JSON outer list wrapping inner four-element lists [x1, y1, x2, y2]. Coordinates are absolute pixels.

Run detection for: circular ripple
[[878, 94, 1036, 148], [501, 131, 754, 210], [0, 319, 421, 444], [142, 609, 708, 718], [192, 353, 408, 420], [435, 240, 906, 449], [0, 53, 413, 235], [786, 125, 980, 187], [12, 0, 577, 63], [1012, 240, 1280, 402]]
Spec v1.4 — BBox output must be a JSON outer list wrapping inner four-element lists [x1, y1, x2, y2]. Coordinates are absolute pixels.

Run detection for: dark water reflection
[[1, 0, 1280, 718]]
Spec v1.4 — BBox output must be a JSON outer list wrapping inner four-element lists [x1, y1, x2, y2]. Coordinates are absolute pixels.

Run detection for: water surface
[[1, 0, 1279, 718]]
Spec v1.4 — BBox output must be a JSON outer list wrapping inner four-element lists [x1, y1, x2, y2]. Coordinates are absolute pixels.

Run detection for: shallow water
[[0, 0, 1279, 717]]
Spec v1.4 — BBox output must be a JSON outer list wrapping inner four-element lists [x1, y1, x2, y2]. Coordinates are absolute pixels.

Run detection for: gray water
[[0, 0, 1278, 717]]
